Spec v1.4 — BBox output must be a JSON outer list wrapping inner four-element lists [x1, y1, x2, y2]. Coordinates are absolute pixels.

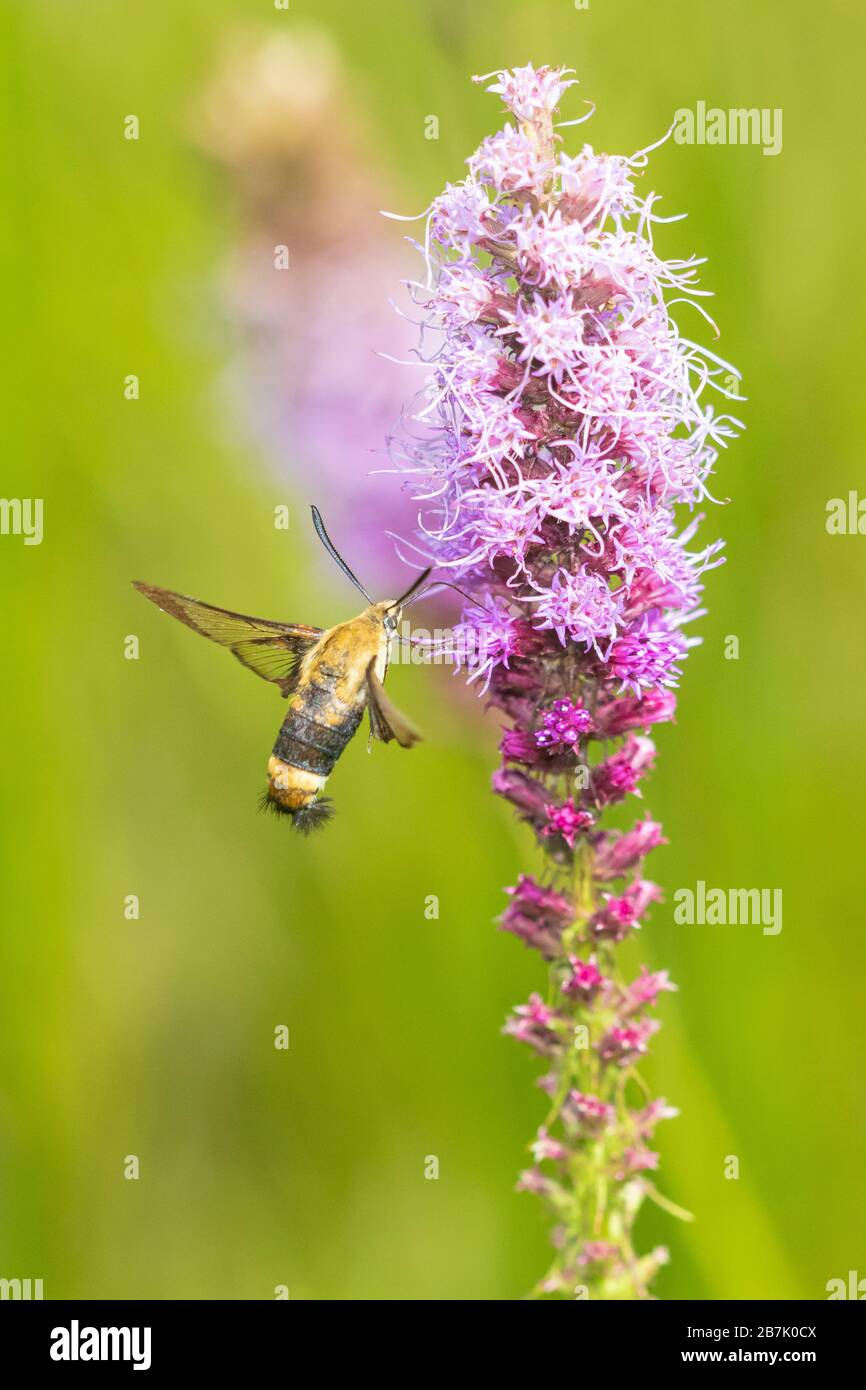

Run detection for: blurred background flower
[[190, 24, 421, 576]]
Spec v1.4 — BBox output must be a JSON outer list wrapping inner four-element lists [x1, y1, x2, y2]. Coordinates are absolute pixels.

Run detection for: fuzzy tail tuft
[[291, 797, 335, 833], [258, 791, 335, 832]]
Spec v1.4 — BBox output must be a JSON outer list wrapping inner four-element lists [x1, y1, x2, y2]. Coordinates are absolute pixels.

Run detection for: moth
[[133, 508, 430, 831]]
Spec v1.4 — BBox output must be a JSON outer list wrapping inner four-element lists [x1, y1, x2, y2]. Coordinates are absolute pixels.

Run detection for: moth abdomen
[[262, 685, 365, 829], [272, 701, 363, 777]]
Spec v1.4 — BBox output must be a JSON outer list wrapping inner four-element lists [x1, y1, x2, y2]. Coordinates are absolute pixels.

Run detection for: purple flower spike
[[492, 768, 556, 831], [615, 1147, 660, 1182], [504, 993, 563, 1056], [531, 1127, 570, 1163], [591, 736, 656, 805], [599, 1020, 660, 1067], [591, 880, 662, 941], [541, 798, 595, 848], [500, 875, 574, 958], [623, 966, 677, 1014], [500, 727, 547, 766], [595, 690, 677, 737], [562, 955, 608, 1001], [567, 1091, 617, 1133], [535, 698, 594, 750], [388, 61, 741, 1299], [594, 818, 667, 880]]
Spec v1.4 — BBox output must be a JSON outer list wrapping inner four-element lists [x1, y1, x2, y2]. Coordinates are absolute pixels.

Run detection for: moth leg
[[366, 661, 422, 747]]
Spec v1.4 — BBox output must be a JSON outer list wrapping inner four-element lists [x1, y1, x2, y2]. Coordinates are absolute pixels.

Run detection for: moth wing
[[133, 581, 323, 696], [227, 637, 320, 694], [366, 661, 422, 748]]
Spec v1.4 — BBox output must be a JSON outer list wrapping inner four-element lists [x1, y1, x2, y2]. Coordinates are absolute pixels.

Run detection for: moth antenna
[[389, 566, 433, 610], [310, 507, 374, 603]]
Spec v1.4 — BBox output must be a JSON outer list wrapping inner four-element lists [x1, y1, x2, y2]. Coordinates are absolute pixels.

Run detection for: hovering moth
[[133, 508, 430, 832]]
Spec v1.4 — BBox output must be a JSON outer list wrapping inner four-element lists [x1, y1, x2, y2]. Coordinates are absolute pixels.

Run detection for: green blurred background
[[1, 0, 864, 1300]]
